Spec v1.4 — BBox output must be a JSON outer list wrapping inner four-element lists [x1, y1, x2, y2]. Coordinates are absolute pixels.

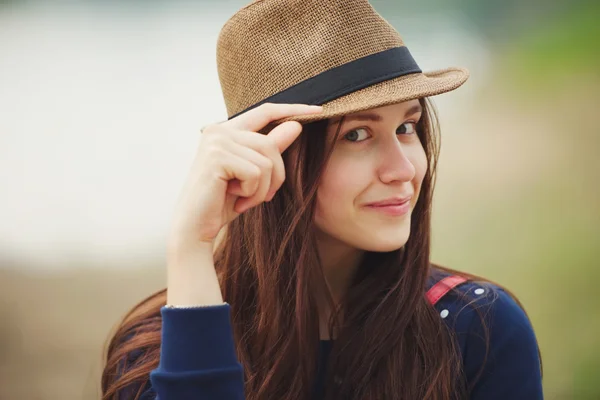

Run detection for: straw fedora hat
[[216, 0, 468, 128]]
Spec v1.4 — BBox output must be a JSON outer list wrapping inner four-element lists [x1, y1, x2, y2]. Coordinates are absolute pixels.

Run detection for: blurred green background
[[0, 0, 598, 399]]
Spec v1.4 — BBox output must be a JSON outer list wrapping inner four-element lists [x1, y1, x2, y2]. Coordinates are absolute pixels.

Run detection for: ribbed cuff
[[158, 304, 239, 372]]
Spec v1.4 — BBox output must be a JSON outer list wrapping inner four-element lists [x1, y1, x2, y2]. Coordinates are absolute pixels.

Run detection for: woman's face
[[314, 100, 428, 253]]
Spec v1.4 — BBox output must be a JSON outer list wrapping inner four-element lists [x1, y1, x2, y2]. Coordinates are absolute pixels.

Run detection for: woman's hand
[[168, 103, 323, 253]]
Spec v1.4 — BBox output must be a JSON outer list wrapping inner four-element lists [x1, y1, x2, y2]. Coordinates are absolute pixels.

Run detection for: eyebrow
[[331, 104, 423, 125]]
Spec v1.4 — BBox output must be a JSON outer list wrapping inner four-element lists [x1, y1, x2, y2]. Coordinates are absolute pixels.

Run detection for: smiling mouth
[[364, 197, 411, 216], [365, 195, 413, 207]]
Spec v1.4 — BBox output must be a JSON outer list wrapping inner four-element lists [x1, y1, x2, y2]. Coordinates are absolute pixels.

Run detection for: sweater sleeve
[[148, 304, 245, 400], [462, 286, 543, 400]]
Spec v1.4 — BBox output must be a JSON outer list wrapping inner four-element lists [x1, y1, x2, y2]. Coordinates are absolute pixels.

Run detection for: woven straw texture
[[216, 0, 469, 124]]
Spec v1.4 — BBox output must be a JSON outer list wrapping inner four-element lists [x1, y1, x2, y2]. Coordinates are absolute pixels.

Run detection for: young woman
[[102, 1, 543, 399]]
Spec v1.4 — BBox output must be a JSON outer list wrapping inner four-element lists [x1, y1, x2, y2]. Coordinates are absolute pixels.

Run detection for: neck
[[319, 245, 364, 303], [315, 230, 365, 340]]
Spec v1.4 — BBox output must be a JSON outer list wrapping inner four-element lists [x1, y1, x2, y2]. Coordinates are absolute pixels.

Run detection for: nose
[[377, 140, 417, 184]]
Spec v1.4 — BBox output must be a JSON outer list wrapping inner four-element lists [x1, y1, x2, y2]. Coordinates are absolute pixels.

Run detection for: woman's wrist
[[167, 232, 214, 262], [166, 239, 224, 306]]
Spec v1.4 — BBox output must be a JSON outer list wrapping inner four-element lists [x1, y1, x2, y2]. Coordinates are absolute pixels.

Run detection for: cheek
[[410, 145, 428, 192], [314, 158, 369, 219]]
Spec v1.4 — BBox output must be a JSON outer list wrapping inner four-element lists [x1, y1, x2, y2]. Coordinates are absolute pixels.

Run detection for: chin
[[363, 239, 408, 252], [356, 227, 411, 252]]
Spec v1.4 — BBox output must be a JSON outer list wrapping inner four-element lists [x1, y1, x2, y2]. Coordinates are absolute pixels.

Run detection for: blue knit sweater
[[123, 279, 543, 399]]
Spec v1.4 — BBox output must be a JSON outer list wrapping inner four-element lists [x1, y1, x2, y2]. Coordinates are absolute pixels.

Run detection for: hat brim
[[266, 67, 469, 129]]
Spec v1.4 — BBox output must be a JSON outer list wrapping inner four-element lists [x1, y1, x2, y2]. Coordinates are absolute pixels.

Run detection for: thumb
[[267, 121, 303, 153]]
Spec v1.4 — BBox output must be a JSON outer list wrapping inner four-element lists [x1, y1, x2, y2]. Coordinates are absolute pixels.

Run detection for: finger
[[223, 144, 273, 213], [225, 103, 322, 132], [220, 151, 262, 197], [226, 179, 244, 197], [224, 142, 276, 198], [225, 131, 286, 199], [267, 120, 304, 153], [235, 168, 271, 213], [228, 178, 265, 199]]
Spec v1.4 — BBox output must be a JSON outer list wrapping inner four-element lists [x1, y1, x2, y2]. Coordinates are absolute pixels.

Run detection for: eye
[[397, 122, 417, 135], [343, 128, 370, 142]]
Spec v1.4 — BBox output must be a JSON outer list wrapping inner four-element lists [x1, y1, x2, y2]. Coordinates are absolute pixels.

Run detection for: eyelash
[[342, 122, 418, 143]]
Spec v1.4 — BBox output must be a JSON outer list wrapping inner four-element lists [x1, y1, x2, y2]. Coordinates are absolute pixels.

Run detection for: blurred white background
[[0, 2, 489, 270], [2, 1, 598, 399]]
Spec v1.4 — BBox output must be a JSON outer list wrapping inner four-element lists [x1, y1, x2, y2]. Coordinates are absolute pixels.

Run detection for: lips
[[365, 196, 412, 207], [364, 196, 413, 217]]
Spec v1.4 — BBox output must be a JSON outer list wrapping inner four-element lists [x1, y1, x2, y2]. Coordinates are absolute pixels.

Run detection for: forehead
[[328, 99, 422, 128]]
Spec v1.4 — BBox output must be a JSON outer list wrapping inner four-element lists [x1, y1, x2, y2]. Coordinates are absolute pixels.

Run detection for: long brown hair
[[102, 99, 522, 399]]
